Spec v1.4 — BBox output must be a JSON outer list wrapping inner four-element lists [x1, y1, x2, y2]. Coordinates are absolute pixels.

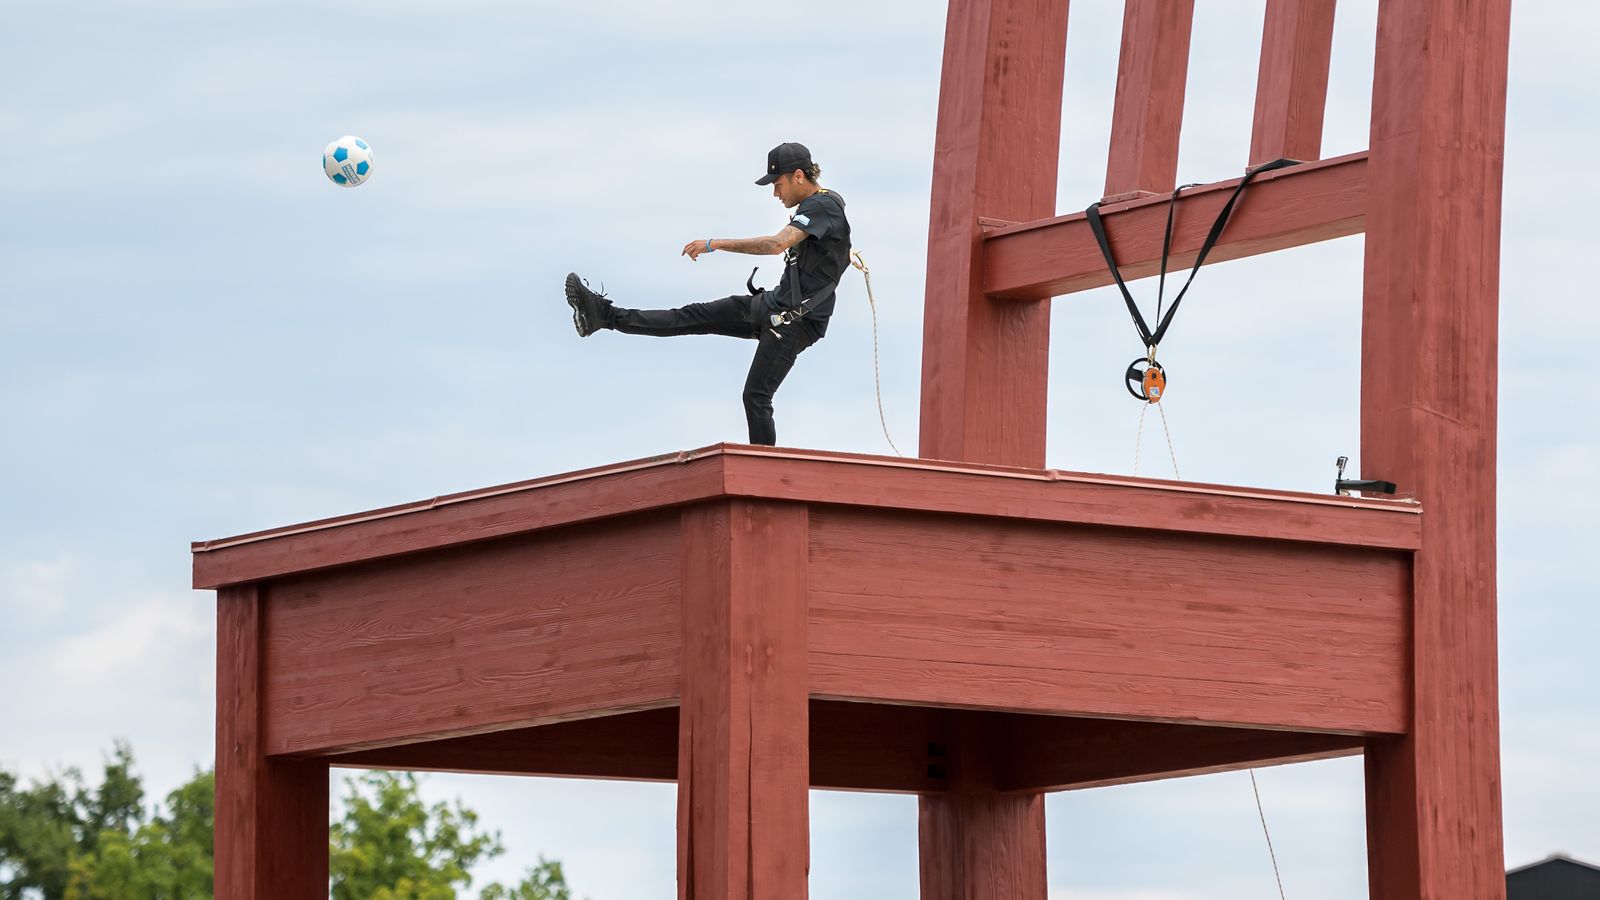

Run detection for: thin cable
[[851, 251, 903, 457], [1250, 769, 1287, 900]]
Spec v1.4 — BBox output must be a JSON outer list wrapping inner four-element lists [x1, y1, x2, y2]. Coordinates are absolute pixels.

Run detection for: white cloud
[[48, 593, 209, 681]]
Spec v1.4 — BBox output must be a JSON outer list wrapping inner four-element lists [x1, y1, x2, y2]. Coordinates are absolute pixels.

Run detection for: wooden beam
[[194, 445, 1421, 590], [215, 584, 328, 900], [1104, 0, 1197, 198], [328, 708, 680, 781], [981, 151, 1367, 300], [193, 452, 723, 589], [807, 506, 1410, 734], [919, 715, 1047, 900], [1250, 0, 1338, 166], [260, 514, 683, 756], [327, 701, 946, 795], [721, 448, 1422, 552], [678, 502, 810, 900], [997, 715, 1363, 793], [919, 0, 1071, 467], [1359, 0, 1512, 897]]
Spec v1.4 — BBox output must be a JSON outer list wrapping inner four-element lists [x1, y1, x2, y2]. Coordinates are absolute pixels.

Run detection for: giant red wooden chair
[[199, 1, 1511, 897]]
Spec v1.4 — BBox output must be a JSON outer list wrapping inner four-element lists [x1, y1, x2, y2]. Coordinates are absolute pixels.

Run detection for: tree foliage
[[1, 746, 578, 899]]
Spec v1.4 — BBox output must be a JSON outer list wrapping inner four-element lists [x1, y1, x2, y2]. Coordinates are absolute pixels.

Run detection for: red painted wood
[[328, 708, 681, 781], [919, 0, 1071, 467], [194, 452, 722, 589], [678, 502, 809, 900], [997, 714, 1362, 793], [194, 445, 1420, 590], [982, 151, 1366, 300], [328, 700, 945, 794], [719, 448, 1422, 551], [919, 716, 1046, 900], [1104, 0, 1196, 197], [1360, 0, 1511, 897], [262, 514, 682, 755], [215, 584, 328, 899], [1250, 0, 1337, 166], [806, 507, 1410, 733]]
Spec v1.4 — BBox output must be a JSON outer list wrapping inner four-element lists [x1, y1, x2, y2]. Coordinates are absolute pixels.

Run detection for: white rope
[[850, 251, 903, 457], [1132, 398, 1180, 479]]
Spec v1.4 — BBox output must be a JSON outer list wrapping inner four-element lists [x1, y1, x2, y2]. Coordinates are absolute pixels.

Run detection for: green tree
[[65, 771, 214, 899], [480, 857, 574, 900], [0, 742, 145, 900], [3, 750, 578, 899], [330, 771, 579, 900]]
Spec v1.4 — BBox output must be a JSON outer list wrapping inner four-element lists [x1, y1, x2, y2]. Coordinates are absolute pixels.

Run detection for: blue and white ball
[[323, 135, 374, 187]]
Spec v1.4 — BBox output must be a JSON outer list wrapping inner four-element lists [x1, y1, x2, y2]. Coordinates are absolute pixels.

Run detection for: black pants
[[608, 293, 822, 446]]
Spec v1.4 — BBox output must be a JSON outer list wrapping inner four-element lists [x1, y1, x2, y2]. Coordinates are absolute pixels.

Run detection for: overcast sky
[[2, 1, 1595, 898]]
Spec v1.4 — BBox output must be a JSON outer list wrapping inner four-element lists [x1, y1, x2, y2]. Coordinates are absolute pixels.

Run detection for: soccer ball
[[323, 135, 374, 187]]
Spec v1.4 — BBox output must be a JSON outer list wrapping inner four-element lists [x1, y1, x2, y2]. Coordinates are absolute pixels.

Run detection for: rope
[[1251, 770, 1288, 900], [1131, 398, 1180, 479], [850, 251, 903, 457], [1133, 400, 1285, 899]]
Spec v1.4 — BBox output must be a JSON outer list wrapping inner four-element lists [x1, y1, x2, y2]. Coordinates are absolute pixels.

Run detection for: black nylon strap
[[1085, 157, 1298, 349]]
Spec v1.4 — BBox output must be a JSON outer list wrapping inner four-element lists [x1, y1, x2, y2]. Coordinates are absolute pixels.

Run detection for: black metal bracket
[[1335, 456, 1396, 496]]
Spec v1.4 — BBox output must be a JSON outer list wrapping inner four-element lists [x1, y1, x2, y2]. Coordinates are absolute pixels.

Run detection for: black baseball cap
[[755, 142, 813, 185]]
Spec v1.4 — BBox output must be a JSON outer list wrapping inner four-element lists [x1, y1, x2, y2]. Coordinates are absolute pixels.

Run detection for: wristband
[[705, 239, 714, 253]]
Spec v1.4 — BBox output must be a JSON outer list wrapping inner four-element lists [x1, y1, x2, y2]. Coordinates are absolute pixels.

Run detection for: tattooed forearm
[[713, 235, 787, 255]]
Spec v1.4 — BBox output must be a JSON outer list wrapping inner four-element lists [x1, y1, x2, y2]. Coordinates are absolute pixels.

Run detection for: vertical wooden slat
[[677, 501, 810, 900], [1249, 0, 1338, 166], [1103, 0, 1197, 198], [214, 584, 329, 899], [1359, 0, 1512, 897], [920, 0, 1071, 467], [919, 715, 1047, 900]]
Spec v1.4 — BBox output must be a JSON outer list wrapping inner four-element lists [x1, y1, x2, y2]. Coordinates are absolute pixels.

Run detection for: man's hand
[[682, 239, 714, 261]]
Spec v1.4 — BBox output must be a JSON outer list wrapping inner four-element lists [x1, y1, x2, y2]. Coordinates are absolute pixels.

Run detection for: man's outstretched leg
[[565, 273, 754, 339]]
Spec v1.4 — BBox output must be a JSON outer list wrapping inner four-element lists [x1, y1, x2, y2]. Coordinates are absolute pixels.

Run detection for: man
[[564, 141, 852, 446]]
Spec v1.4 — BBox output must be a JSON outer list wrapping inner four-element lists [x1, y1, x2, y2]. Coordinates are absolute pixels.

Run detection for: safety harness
[[1085, 157, 1298, 402], [745, 188, 848, 331]]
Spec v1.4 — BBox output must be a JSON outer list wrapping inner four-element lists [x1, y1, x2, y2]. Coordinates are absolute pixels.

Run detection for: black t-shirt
[[769, 189, 851, 333]]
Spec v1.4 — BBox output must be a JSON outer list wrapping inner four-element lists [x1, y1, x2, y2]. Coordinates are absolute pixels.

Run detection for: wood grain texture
[[1104, 0, 1197, 197], [919, 0, 1071, 467], [997, 714, 1362, 792], [983, 152, 1367, 300], [806, 507, 1410, 733], [720, 448, 1421, 551], [194, 445, 1420, 591], [327, 700, 944, 794], [920, 715, 1046, 900], [1250, 0, 1338, 166], [194, 452, 721, 589], [215, 584, 329, 899], [678, 502, 809, 900], [262, 513, 682, 755], [328, 707, 680, 780], [1360, 0, 1512, 896]]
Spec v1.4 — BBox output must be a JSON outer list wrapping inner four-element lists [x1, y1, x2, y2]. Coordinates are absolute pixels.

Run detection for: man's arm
[[682, 225, 806, 261]]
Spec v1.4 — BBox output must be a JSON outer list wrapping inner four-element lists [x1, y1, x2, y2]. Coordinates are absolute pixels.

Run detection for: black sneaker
[[565, 272, 612, 337]]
